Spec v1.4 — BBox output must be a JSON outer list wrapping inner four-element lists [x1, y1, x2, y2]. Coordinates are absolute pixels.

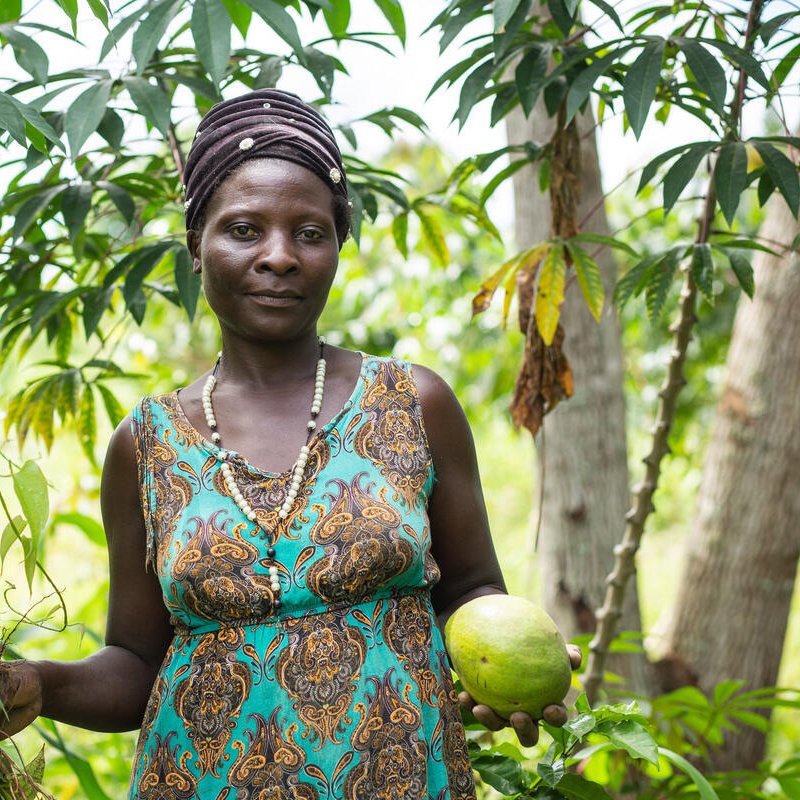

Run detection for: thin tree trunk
[[506, 107, 651, 693], [659, 194, 800, 769]]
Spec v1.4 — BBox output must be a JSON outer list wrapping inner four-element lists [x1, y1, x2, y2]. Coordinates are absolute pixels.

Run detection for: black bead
[[267, 547, 276, 558], [273, 598, 282, 609]]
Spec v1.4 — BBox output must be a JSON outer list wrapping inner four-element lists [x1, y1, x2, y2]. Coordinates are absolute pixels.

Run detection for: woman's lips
[[247, 293, 302, 307]]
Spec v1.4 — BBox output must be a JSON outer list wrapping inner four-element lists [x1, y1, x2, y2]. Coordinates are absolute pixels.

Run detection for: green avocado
[[444, 594, 572, 718]]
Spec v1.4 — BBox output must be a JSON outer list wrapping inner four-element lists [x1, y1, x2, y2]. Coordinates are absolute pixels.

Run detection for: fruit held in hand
[[444, 594, 572, 718]]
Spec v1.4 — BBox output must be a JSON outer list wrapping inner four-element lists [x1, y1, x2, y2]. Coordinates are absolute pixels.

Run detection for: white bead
[[247, 512, 256, 521], [307, 421, 316, 430], [300, 446, 309, 455], [269, 566, 278, 576], [211, 432, 221, 443], [278, 509, 288, 519]]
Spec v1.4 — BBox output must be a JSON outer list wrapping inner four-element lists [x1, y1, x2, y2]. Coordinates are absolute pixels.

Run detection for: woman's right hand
[[0, 661, 43, 739]]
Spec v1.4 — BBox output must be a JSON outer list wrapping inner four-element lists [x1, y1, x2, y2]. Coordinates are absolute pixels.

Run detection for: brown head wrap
[[183, 89, 350, 242]]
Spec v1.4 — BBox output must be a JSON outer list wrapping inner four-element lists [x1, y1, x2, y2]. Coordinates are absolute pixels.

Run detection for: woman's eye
[[230, 224, 256, 238], [298, 228, 323, 241]]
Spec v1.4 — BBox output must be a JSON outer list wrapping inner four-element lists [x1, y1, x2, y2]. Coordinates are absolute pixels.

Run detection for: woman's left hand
[[457, 643, 583, 747]]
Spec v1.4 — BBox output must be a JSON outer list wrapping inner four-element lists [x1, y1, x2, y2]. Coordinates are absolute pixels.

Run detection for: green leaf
[[638, 141, 716, 194], [124, 76, 172, 137], [535, 242, 565, 344], [322, 0, 349, 38], [679, 39, 727, 114], [12, 460, 49, 558], [644, 248, 680, 320], [373, 0, 404, 43], [98, 181, 135, 224], [691, 243, 714, 303], [471, 751, 525, 795], [61, 182, 93, 242], [0, 0, 21, 23], [770, 43, 800, 94], [760, 12, 797, 45], [584, 0, 622, 31], [729, 251, 754, 298], [392, 211, 408, 258], [4, 27, 49, 84], [416, 206, 449, 267], [100, 5, 147, 60], [253, 54, 283, 89], [566, 50, 619, 125], [596, 719, 659, 765], [52, 512, 105, 547], [0, 515, 26, 566], [564, 712, 596, 738], [456, 59, 494, 129], [567, 243, 604, 321], [614, 254, 657, 308], [239, 0, 303, 54], [78, 384, 97, 463], [515, 43, 550, 117], [81, 285, 116, 339], [0, 90, 26, 144], [699, 38, 769, 90], [192, 0, 232, 88], [220, 0, 251, 35], [95, 382, 125, 428], [494, 0, 522, 31], [659, 748, 721, 800], [714, 141, 748, 226], [662, 143, 712, 214], [54, 0, 78, 34], [557, 772, 615, 799], [64, 79, 112, 156], [85, 0, 109, 29], [571, 231, 638, 257], [548, 0, 575, 36], [131, 0, 181, 73], [174, 247, 201, 320], [97, 108, 125, 149], [623, 39, 665, 139], [757, 170, 775, 208], [12, 184, 66, 241], [538, 758, 566, 788], [752, 141, 800, 218], [25, 746, 46, 784]]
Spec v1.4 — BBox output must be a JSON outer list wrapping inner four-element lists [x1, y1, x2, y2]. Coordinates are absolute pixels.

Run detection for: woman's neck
[[215, 331, 323, 388]]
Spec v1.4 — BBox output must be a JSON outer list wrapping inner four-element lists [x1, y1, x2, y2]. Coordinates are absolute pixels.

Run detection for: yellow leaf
[[501, 242, 550, 328], [745, 143, 763, 173], [416, 206, 450, 267], [472, 254, 523, 318], [535, 243, 565, 345]]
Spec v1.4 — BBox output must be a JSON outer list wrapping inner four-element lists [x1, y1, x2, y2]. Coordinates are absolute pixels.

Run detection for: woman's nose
[[254, 231, 298, 274]]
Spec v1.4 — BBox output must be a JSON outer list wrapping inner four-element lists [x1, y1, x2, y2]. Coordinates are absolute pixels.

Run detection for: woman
[[0, 90, 579, 798]]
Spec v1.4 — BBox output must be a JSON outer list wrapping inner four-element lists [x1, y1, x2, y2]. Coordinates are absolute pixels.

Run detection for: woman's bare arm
[[1, 418, 173, 735]]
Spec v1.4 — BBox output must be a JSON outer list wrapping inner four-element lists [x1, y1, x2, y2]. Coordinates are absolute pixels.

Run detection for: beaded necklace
[[201, 337, 327, 608]]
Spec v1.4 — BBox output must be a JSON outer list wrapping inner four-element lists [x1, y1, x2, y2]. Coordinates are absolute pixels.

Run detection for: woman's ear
[[186, 230, 202, 274]]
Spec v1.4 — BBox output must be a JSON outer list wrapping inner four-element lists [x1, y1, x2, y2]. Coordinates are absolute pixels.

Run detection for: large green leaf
[[565, 49, 619, 125], [239, 0, 303, 54], [12, 459, 49, 558], [691, 243, 714, 304], [494, 0, 523, 31], [729, 251, 754, 298], [752, 141, 800, 217], [662, 143, 713, 214], [567, 242, 604, 321], [659, 748, 721, 800], [131, 0, 181, 73], [64, 79, 112, 156], [515, 43, 551, 117], [679, 39, 727, 114], [124, 76, 172, 137], [456, 58, 494, 128], [714, 141, 748, 226], [192, 0, 232, 88], [0, 89, 26, 144], [557, 773, 615, 800], [322, 0, 349, 38], [174, 247, 201, 320], [623, 39, 665, 139], [644, 248, 680, 320], [471, 750, 525, 795], [3, 26, 49, 84], [0, 515, 27, 567], [0, 0, 21, 23], [596, 719, 659, 765], [373, 0, 404, 43], [61, 182, 94, 241]]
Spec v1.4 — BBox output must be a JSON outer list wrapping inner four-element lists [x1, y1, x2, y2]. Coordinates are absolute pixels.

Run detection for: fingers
[[472, 704, 506, 731], [541, 703, 569, 727], [567, 644, 582, 671], [509, 711, 538, 747]]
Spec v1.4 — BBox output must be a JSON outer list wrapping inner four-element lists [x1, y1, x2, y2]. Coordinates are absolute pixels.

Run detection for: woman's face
[[188, 159, 340, 345]]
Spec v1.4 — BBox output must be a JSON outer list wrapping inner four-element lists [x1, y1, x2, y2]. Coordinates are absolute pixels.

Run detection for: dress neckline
[[168, 351, 368, 478]]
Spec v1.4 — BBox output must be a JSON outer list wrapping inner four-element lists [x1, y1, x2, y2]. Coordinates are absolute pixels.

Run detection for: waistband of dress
[[171, 585, 434, 638]]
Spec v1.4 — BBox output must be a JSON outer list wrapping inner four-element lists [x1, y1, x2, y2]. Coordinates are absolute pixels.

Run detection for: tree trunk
[[505, 107, 650, 693], [659, 194, 800, 769]]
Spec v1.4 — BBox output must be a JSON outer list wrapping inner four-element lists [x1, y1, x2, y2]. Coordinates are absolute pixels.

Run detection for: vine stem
[[582, 0, 764, 705]]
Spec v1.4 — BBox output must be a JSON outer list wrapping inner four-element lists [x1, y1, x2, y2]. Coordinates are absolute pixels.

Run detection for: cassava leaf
[[691, 243, 714, 303], [535, 242, 565, 344], [714, 141, 748, 226], [623, 39, 665, 139], [567, 242, 604, 320]]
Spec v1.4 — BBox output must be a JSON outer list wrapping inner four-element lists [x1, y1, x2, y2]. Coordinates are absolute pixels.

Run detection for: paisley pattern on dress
[[128, 355, 476, 799]]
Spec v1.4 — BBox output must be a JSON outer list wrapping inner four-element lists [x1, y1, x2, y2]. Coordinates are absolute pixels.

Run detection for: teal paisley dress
[[128, 354, 476, 800]]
